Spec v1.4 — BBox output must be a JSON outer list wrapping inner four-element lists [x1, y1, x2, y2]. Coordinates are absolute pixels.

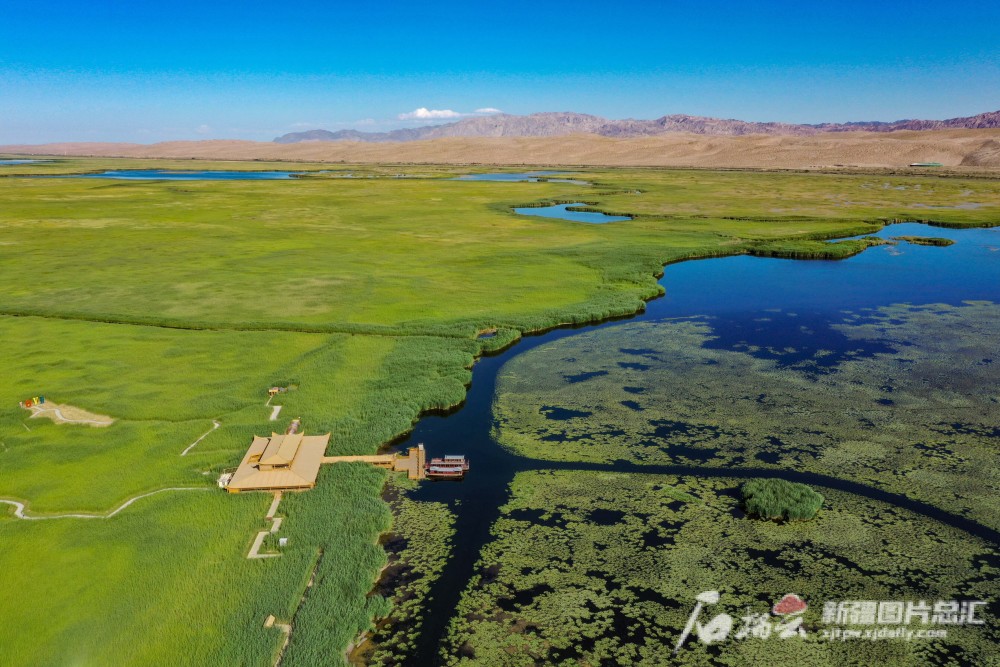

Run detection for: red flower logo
[[772, 594, 808, 616]]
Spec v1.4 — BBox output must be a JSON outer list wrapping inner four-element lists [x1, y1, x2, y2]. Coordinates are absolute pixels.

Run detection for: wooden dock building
[[226, 436, 427, 493], [227, 432, 330, 493]]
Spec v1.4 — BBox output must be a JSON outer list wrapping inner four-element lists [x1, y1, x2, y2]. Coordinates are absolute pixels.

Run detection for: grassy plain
[[578, 168, 1000, 227], [0, 464, 394, 667], [3, 163, 999, 335], [1, 160, 997, 665]]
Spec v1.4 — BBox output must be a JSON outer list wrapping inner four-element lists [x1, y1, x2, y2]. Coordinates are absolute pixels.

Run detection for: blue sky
[[1, 0, 998, 143]]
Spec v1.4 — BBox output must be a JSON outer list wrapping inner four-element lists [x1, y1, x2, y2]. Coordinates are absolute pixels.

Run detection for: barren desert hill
[[5, 128, 1000, 170], [961, 139, 1000, 167], [274, 110, 1000, 143], [275, 112, 610, 143]]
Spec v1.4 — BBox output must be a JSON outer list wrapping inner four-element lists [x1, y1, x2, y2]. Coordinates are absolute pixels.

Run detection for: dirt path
[[0, 487, 210, 520], [264, 615, 293, 666], [271, 553, 321, 667], [247, 530, 280, 559], [248, 492, 284, 559], [180, 420, 221, 456], [266, 492, 283, 519]]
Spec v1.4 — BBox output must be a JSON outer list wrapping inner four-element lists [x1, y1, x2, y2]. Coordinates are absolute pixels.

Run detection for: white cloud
[[475, 107, 503, 114], [195, 124, 211, 134], [398, 107, 463, 120]]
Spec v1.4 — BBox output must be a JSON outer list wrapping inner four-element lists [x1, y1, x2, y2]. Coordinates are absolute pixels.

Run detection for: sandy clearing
[[27, 403, 113, 427]]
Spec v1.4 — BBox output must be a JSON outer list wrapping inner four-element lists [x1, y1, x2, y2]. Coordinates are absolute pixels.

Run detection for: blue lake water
[[665, 223, 1000, 316], [0, 159, 45, 165], [52, 169, 302, 180], [391, 221, 1000, 664], [514, 202, 632, 223]]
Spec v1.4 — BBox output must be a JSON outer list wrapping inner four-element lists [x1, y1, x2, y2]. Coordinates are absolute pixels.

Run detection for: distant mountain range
[[274, 110, 1000, 143]]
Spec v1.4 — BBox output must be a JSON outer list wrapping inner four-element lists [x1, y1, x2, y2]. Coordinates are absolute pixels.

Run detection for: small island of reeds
[[890, 235, 956, 246], [742, 478, 824, 521]]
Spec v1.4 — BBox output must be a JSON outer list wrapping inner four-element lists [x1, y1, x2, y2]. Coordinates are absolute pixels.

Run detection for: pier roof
[[228, 432, 329, 492]]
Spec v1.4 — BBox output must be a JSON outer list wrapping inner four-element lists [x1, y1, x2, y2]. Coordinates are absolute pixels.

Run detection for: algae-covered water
[[384, 223, 1000, 666]]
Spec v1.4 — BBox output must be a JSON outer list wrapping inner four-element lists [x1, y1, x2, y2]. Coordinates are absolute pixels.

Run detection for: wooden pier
[[322, 444, 427, 480]]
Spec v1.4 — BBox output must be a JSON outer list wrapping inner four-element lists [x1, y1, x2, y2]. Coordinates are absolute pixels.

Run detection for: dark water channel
[[390, 222, 1000, 664]]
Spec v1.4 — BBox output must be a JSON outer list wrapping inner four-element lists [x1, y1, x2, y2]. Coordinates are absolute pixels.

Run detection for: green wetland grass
[[0, 315, 327, 512], [0, 463, 394, 667], [1, 321, 473, 664], [742, 478, 824, 521], [747, 235, 889, 259], [3, 163, 998, 336], [1, 159, 998, 665], [571, 168, 1000, 229], [891, 235, 956, 246]]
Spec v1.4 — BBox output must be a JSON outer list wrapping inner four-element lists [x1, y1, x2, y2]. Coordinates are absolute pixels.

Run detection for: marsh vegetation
[[360, 478, 457, 666], [1, 159, 997, 665], [741, 478, 823, 521], [891, 235, 956, 246]]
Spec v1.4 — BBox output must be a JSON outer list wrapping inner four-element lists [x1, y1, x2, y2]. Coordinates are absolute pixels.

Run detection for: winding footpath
[[180, 420, 222, 456], [1, 487, 210, 521], [3, 418, 221, 520]]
